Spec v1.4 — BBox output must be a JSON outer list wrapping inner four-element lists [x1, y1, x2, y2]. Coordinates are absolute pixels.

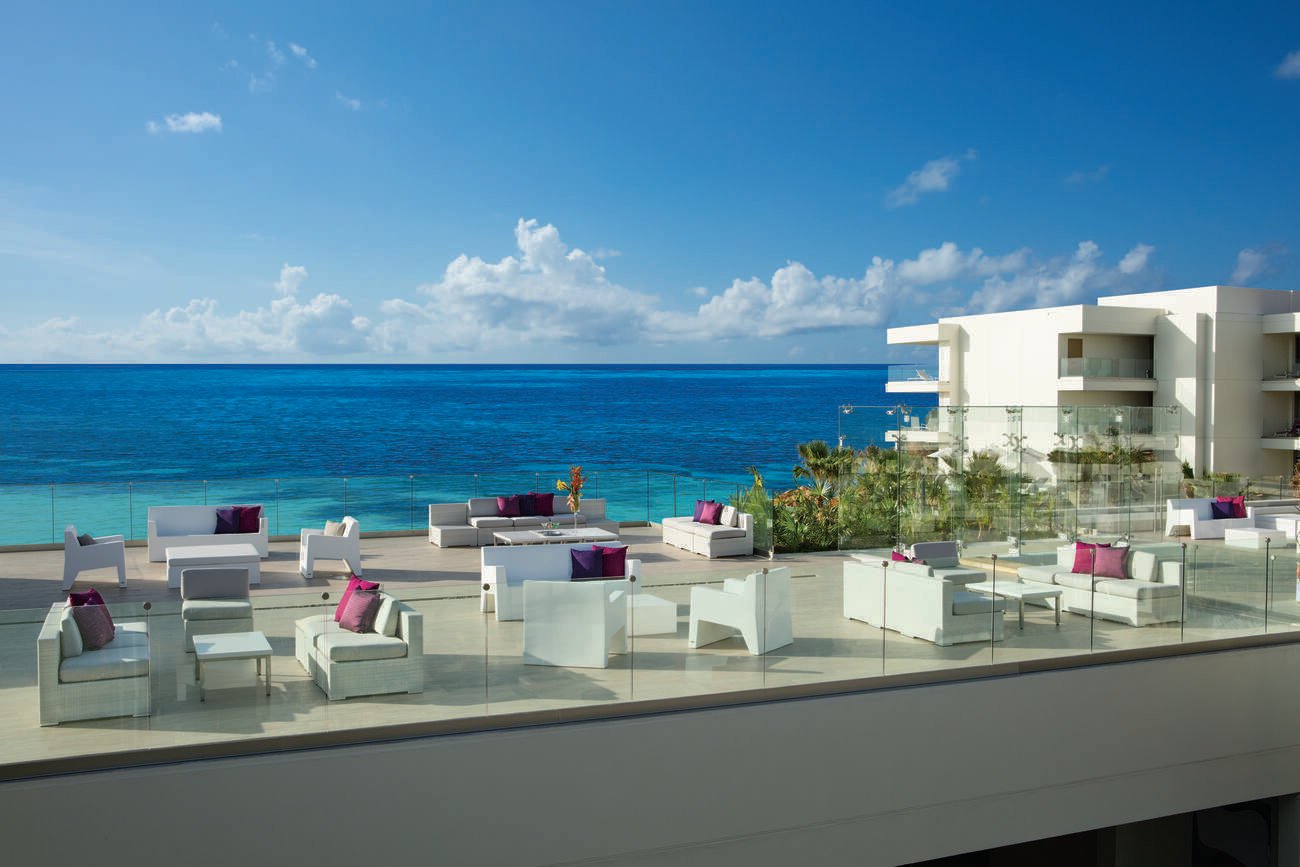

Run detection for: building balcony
[[884, 365, 950, 395], [1057, 357, 1156, 392], [1262, 371, 1300, 391]]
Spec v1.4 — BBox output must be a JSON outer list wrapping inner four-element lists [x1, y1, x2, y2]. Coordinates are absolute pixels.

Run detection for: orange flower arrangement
[[556, 465, 589, 514]]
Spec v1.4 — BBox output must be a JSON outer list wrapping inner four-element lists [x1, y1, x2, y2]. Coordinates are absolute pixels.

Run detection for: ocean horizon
[[0, 363, 927, 544]]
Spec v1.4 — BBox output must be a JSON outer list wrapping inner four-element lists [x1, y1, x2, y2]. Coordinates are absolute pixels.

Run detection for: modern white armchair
[[523, 578, 630, 668], [62, 524, 127, 591], [299, 516, 362, 579], [688, 566, 792, 655]]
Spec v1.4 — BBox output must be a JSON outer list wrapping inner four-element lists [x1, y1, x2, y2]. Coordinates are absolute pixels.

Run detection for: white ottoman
[[628, 593, 678, 636], [166, 544, 262, 589], [1224, 527, 1289, 550]]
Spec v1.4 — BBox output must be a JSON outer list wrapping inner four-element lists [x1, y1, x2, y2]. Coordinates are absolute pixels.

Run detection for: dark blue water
[[0, 365, 923, 543]]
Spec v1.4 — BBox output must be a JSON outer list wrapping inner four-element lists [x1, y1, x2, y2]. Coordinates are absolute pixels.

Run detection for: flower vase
[[570, 496, 581, 528]]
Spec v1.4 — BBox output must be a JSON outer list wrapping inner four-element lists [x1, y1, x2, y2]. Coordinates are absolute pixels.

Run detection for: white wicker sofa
[[1017, 545, 1182, 626], [843, 556, 1004, 646], [428, 497, 618, 547], [294, 591, 423, 701], [147, 505, 270, 562], [37, 602, 150, 725], [1164, 498, 1253, 540], [480, 541, 641, 621], [662, 509, 755, 558]]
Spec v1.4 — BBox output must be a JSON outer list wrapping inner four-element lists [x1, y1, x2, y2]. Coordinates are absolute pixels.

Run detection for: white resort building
[[888, 285, 1300, 479]]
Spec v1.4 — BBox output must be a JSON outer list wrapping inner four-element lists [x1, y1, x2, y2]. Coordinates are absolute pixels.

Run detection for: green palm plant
[[792, 440, 855, 490]]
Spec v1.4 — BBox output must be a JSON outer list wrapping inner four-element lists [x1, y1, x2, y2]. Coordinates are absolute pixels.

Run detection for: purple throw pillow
[[594, 544, 628, 578], [700, 501, 724, 525], [215, 507, 238, 534], [1093, 545, 1130, 580], [235, 505, 262, 533], [1209, 500, 1234, 520], [496, 495, 521, 517], [570, 547, 604, 580], [72, 605, 115, 650], [693, 500, 707, 522], [1216, 495, 1246, 519], [334, 574, 381, 621], [532, 492, 555, 516], [339, 589, 382, 633], [517, 493, 537, 517]]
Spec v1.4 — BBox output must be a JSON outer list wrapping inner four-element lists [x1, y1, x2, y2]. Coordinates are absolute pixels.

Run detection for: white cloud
[[289, 42, 318, 68], [1118, 243, 1154, 274], [1276, 51, 1300, 79], [1, 219, 1164, 361], [146, 112, 222, 134], [248, 72, 274, 93], [1232, 248, 1268, 284], [266, 40, 286, 65], [336, 92, 362, 111], [886, 149, 976, 207], [1066, 165, 1111, 185]]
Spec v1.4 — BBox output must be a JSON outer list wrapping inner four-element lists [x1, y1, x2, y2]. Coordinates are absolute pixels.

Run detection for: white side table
[[193, 631, 272, 701]]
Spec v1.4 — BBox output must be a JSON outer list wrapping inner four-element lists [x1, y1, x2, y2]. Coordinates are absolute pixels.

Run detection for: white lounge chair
[[688, 567, 792, 655], [299, 516, 362, 578], [62, 524, 127, 591]]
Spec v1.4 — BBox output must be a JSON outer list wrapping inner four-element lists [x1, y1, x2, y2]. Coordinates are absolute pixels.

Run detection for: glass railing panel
[[332, 474, 414, 533], [1266, 545, 1300, 635], [272, 476, 345, 538], [51, 483, 133, 544], [0, 484, 52, 546], [127, 480, 208, 540], [1182, 543, 1268, 642]]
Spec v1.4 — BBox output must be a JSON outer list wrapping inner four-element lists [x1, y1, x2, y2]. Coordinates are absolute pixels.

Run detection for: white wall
[[6, 642, 1300, 866]]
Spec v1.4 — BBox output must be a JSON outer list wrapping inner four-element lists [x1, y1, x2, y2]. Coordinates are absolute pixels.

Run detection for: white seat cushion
[[1018, 565, 1059, 585], [511, 516, 547, 527], [1097, 578, 1180, 600], [1053, 573, 1097, 591], [469, 516, 513, 529], [951, 592, 1007, 616], [296, 616, 344, 645], [182, 599, 254, 621], [59, 635, 149, 683], [696, 524, 746, 540], [318, 631, 408, 662]]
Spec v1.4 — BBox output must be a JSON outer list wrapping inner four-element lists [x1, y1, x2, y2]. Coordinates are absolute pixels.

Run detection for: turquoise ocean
[[0, 364, 922, 545]]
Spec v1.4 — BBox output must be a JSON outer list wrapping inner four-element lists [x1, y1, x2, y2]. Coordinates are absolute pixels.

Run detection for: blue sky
[[2, 1, 1298, 362]]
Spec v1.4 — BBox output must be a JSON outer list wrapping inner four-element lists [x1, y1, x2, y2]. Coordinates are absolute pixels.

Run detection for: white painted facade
[[888, 285, 1300, 477]]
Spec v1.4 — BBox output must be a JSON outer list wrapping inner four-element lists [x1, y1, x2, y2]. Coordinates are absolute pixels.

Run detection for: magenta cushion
[[1093, 545, 1130, 580], [215, 507, 239, 534], [1216, 495, 1246, 519], [693, 500, 707, 522], [72, 605, 115, 649], [517, 493, 537, 517], [235, 505, 262, 533], [594, 544, 628, 578], [570, 547, 603, 580], [699, 501, 724, 525], [68, 588, 106, 607], [1072, 542, 1111, 574], [496, 495, 520, 517], [890, 550, 909, 562], [339, 589, 382, 633], [532, 492, 555, 516], [334, 574, 381, 621], [1210, 500, 1234, 519]]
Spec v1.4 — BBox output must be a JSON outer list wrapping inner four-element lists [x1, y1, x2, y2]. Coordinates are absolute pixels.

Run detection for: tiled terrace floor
[[2, 527, 1297, 778]]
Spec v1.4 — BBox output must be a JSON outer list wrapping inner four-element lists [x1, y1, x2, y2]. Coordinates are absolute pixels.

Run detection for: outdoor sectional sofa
[[662, 508, 755, 558], [147, 504, 269, 562], [1017, 545, 1182, 626], [428, 497, 618, 547], [480, 541, 641, 621], [294, 591, 424, 700], [37, 602, 151, 725], [1163, 497, 1253, 540], [843, 555, 1005, 646]]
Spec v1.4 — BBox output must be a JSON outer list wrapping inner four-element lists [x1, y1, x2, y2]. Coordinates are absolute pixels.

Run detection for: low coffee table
[[965, 581, 1063, 629], [493, 528, 620, 546], [1224, 527, 1289, 550], [193, 631, 272, 701], [166, 543, 261, 589]]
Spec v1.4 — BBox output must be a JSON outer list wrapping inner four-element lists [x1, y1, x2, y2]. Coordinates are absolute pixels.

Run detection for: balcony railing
[[1058, 357, 1153, 378], [887, 364, 941, 383]]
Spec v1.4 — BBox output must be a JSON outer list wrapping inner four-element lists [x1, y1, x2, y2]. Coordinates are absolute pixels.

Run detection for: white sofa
[[480, 541, 641, 622], [37, 603, 150, 725], [1017, 545, 1182, 626], [62, 524, 127, 590], [662, 510, 755, 558], [147, 505, 269, 562], [688, 567, 792, 655], [299, 516, 363, 578], [843, 558, 1005, 646], [294, 591, 423, 700], [1164, 498, 1253, 540], [524, 578, 630, 668], [429, 497, 619, 547], [1246, 498, 1300, 537]]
